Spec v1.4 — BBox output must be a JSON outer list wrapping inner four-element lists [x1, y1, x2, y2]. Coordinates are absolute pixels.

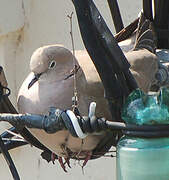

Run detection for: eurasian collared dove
[[17, 44, 111, 171]]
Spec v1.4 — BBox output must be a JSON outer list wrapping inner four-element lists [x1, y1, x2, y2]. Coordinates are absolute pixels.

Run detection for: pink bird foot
[[82, 152, 92, 167], [51, 152, 57, 164], [64, 157, 71, 168], [58, 156, 67, 172]]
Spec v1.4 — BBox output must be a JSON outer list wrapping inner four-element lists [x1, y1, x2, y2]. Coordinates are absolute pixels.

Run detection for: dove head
[[28, 45, 75, 89]]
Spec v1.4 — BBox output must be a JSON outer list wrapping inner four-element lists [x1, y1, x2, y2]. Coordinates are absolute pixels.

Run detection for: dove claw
[[58, 157, 68, 172], [64, 158, 71, 168], [51, 152, 57, 164], [82, 152, 92, 167]]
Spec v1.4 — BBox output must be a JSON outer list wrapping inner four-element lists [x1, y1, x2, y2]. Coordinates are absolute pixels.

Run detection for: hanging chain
[[67, 12, 83, 151], [67, 12, 79, 113]]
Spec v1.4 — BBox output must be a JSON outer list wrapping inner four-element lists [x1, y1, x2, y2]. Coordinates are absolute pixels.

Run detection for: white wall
[[0, 0, 142, 179]]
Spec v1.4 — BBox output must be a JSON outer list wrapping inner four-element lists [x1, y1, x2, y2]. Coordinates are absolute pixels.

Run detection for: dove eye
[[48, 60, 56, 69]]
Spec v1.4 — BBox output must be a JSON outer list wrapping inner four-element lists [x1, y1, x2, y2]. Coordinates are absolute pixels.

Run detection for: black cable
[[123, 130, 169, 138], [0, 127, 28, 154], [154, 0, 169, 48], [143, 0, 153, 21], [0, 140, 27, 154], [2, 110, 169, 139], [103, 120, 169, 132], [88, 118, 169, 138], [1, 127, 17, 139], [107, 0, 124, 33], [67, 116, 169, 139], [0, 136, 20, 180], [0, 125, 51, 155]]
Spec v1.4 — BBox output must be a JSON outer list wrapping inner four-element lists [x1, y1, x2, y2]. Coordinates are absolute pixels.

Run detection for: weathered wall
[[0, 0, 141, 179]]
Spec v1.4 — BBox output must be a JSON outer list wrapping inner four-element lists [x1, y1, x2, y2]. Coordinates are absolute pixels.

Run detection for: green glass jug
[[116, 88, 169, 180]]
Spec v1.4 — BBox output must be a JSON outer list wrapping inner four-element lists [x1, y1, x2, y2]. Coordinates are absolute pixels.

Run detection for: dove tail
[[133, 12, 157, 54]]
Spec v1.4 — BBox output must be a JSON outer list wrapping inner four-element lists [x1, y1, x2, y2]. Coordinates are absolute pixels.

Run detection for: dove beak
[[28, 73, 42, 89]]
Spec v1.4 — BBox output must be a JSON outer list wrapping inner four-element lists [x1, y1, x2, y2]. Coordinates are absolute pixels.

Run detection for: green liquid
[[117, 137, 169, 180]]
